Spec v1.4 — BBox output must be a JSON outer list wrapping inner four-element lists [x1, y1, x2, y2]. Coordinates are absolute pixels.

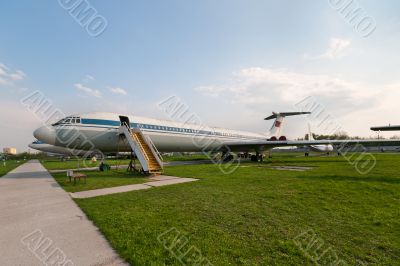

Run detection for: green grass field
[[52, 169, 148, 193], [162, 154, 209, 162], [42, 155, 209, 170], [0, 160, 24, 177], [70, 153, 400, 265], [41, 158, 132, 170]]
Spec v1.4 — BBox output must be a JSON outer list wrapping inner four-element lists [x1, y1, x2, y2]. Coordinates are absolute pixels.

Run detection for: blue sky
[[1, 0, 400, 152]]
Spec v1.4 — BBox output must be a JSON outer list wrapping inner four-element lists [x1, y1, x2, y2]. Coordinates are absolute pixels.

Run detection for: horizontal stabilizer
[[264, 112, 311, 120]]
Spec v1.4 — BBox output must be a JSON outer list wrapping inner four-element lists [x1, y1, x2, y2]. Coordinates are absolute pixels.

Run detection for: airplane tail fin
[[308, 123, 315, 141], [265, 112, 311, 137]]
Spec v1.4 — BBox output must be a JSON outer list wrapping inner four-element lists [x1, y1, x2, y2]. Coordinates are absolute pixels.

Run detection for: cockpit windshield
[[52, 116, 81, 126]]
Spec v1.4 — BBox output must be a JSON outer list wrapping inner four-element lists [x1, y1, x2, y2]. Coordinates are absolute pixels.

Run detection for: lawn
[[52, 169, 148, 193], [42, 154, 211, 170], [42, 158, 132, 170], [163, 154, 209, 162], [0, 160, 25, 177], [74, 153, 400, 265]]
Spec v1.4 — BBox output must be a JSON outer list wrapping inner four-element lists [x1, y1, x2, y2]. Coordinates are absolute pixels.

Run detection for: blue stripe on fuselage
[[79, 118, 261, 139], [81, 119, 120, 127]]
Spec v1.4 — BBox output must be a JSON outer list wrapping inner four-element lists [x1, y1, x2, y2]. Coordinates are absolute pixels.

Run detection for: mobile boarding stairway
[[119, 121, 163, 175]]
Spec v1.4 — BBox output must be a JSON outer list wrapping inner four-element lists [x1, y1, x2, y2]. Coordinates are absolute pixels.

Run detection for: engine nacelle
[[269, 136, 278, 141], [279, 136, 287, 141]]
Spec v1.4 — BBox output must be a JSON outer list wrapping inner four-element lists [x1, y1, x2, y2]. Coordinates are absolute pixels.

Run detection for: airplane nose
[[33, 126, 56, 145]]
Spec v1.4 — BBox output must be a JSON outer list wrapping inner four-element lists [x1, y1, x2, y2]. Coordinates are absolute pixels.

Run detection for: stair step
[[125, 127, 163, 173]]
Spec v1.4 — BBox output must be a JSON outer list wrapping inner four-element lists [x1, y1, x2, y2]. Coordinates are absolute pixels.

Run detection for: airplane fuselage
[[309, 144, 334, 153], [34, 112, 269, 153]]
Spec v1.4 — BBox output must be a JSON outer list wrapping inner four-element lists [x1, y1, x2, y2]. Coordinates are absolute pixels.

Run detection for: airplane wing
[[371, 125, 400, 131], [224, 139, 400, 152]]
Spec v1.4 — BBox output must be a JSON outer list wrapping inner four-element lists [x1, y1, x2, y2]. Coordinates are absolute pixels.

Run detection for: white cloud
[[194, 67, 400, 136], [109, 87, 127, 95], [195, 67, 374, 105], [0, 64, 8, 75], [305, 38, 351, 60], [83, 74, 95, 82], [74, 83, 102, 98], [9, 70, 26, 80], [0, 63, 26, 84], [322, 38, 351, 59], [0, 77, 8, 85]]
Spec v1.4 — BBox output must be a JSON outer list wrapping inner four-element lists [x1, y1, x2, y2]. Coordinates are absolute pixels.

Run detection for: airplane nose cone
[[33, 126, 56, 145]]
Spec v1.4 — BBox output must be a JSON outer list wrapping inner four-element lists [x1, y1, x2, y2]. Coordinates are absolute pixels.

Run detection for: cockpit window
[[52, 116, 81, 126]]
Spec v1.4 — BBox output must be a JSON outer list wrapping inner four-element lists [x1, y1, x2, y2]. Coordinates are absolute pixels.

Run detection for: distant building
[[3, 147, 17, 155]]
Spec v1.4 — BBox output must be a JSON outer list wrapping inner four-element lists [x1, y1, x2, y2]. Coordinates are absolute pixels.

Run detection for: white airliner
[[32, 112, 308, 160], [306, 124, 334, 155], [33, 112, 400, 162]]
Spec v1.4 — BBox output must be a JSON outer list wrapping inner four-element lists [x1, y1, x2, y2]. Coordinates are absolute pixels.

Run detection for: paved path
[[71, 176, 198, 199], [0, 160, 127, 266]]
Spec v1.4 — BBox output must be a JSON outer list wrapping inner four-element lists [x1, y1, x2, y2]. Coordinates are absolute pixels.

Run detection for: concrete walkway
[[0, 160, 127, 266], [71, 176, 198, 199]]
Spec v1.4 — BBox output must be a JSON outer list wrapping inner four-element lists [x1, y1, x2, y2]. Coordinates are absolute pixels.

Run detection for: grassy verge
[[74, 153, 400, 265], [0, 160, 25, 177], [52, 169, 148, 192]]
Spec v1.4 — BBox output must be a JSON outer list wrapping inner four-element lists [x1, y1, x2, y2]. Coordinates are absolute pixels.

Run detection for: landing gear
[[127, 152, 138, 173], [250, 152, 264, 162], [305, 147, 310, 157], [225, 154, 234, 162], [221, 152, 234, 162]]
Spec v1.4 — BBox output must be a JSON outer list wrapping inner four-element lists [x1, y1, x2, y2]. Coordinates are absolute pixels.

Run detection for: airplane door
[[119, 116, 130, 128]]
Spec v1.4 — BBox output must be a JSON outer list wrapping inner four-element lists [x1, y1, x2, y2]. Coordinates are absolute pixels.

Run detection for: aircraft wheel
[[224, 154, 234, 162]]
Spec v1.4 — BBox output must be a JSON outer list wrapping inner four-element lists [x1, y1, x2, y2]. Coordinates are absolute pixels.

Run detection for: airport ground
[[41, 154, 209, 171], [1, 153, 399, 265], [73, 153, 399, 265]]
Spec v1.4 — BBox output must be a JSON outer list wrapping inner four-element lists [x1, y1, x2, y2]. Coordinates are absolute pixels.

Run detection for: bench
[[67, 171, 87, 184]]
